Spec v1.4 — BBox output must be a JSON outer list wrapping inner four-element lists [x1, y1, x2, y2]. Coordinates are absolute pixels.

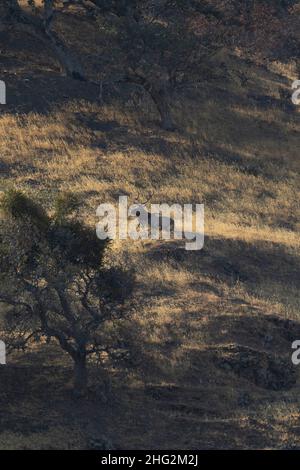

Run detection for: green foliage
[[53, 191, 80, 223], [0, 189, 108, 271], [51, 191, 109, 269], [0, 189, 50, 230], [49, 220, 109, 270]]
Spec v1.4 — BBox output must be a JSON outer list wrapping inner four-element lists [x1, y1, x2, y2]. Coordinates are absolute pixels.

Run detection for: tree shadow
[[144, 235, 300, 306]]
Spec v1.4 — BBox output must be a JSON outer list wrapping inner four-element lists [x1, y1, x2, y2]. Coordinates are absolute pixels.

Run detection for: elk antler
[[134, 191, 153, 205]]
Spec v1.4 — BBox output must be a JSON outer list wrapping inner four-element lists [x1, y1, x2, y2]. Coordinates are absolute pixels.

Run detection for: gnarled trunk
[[3, 0, 86, 81], [43, 0, 85, 80], [149, 85, 176, 131], [44, 28, 86, 80], [74, 355, 88, 397]]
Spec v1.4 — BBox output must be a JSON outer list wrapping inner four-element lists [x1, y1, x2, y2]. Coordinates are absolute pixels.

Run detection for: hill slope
[[0, 5, 300, 449]]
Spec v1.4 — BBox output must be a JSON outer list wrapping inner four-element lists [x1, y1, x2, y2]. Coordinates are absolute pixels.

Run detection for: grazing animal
[[128, 193, 177, 238]]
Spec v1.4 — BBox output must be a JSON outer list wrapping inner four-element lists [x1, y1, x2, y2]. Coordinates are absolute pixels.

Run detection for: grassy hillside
[[0, 3, 299, 449]]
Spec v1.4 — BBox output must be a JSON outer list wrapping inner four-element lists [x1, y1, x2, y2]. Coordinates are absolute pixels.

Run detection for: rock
[[87, 436, 114, 450], [215, 345, 296, 391]]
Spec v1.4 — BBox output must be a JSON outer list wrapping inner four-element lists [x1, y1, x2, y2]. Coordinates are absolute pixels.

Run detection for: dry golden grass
[[0, 17, 299, 447]]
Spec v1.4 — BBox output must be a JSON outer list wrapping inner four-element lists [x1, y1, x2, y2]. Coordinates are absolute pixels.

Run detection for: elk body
[[128, 200, 177, 239]]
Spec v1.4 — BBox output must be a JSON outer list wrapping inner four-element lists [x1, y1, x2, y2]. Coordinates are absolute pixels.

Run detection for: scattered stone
[[215, 345, 296, 391], [87, 436, 115, 450]]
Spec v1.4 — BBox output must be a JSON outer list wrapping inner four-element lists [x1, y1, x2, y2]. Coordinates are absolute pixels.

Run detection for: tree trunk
[[43, 0, 85, 80], [45, 30, 86, 80], [73, 355, 88, 397], [149, 85, 176, 131], [4, 0, 86, 81]]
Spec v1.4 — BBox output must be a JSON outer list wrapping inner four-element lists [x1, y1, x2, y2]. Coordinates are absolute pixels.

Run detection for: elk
[[128, 192, 178, 239]]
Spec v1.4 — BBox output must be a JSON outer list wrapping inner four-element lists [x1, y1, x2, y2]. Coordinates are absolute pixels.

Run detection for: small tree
[[0, 190, 135, 397], [93, 0, 300, 129], [94, 0, 223, 130]]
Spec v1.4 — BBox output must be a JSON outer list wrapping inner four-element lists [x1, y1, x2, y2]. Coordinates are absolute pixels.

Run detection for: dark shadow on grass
[[144, 236, 300, 305]]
